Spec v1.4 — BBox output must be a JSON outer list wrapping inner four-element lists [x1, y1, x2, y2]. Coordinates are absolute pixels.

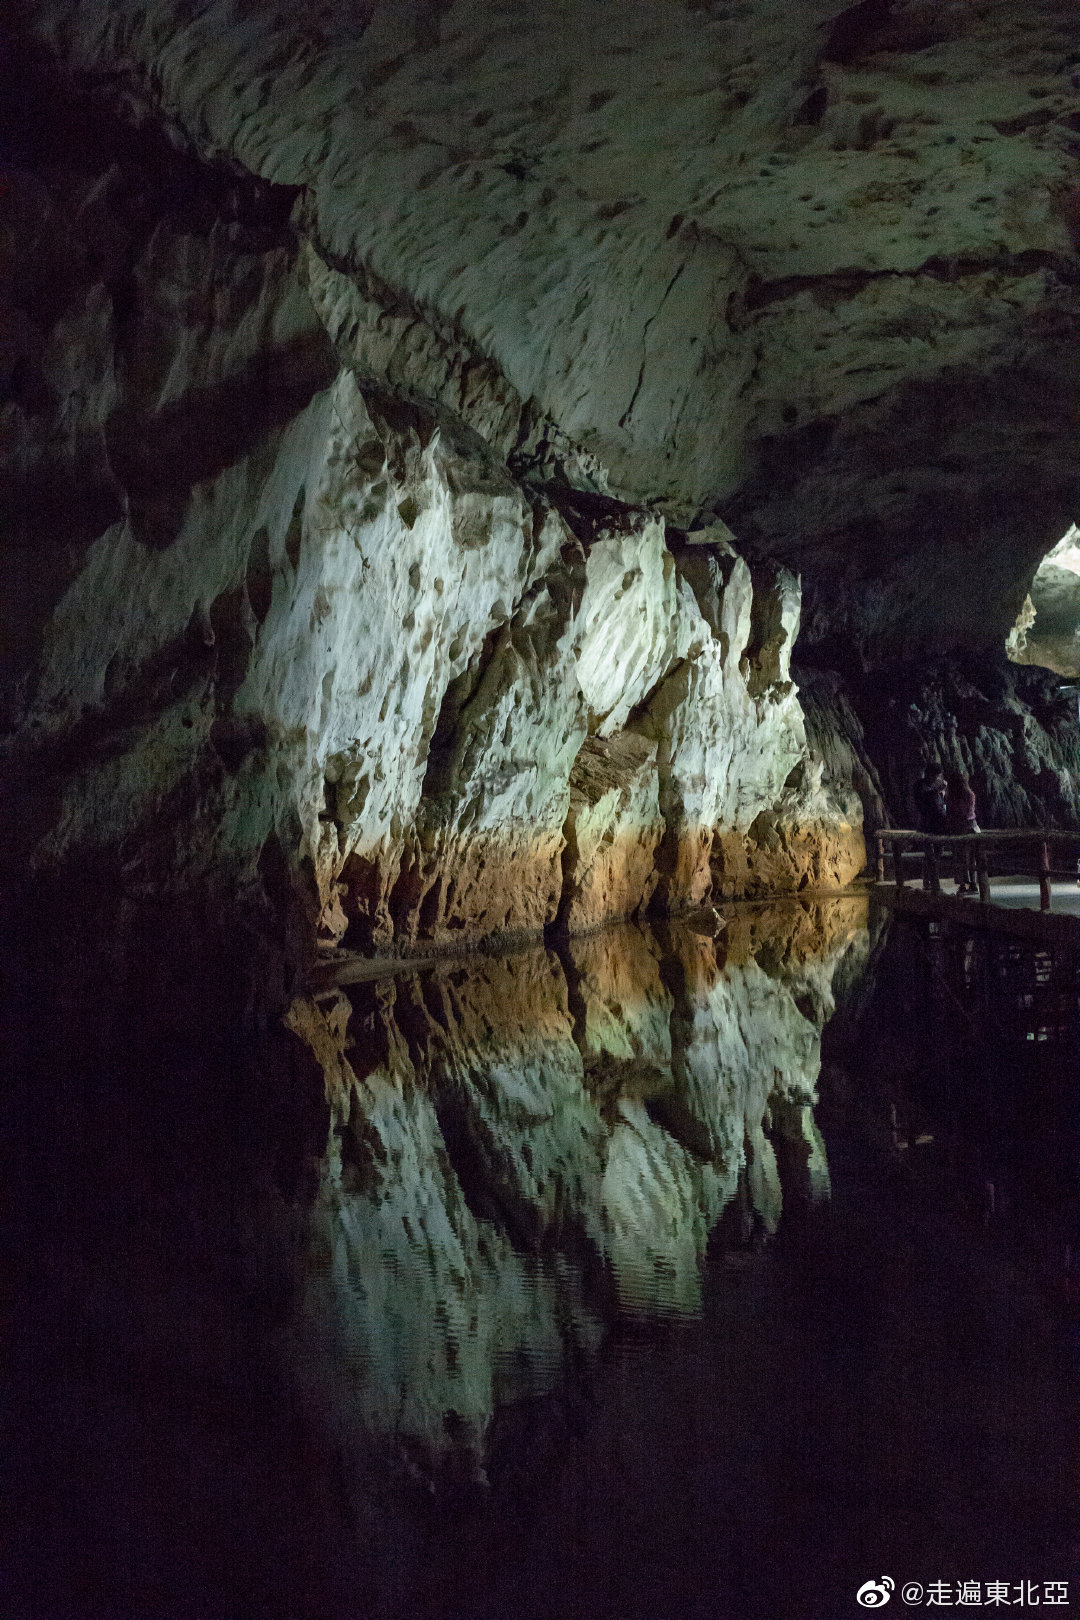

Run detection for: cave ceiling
[[9, 0, 1080, 664]]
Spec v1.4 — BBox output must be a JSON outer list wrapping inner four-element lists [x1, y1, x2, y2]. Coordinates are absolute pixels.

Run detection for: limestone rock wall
[[1, 71, 862, 969], [8, 4, 1080, 956]]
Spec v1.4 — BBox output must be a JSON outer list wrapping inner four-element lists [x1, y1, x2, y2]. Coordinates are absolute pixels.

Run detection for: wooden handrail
[[874, 828, 1080, 843], [874, 827, 1080, 911]]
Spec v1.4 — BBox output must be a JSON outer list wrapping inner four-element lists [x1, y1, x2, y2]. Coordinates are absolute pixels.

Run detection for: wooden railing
[[874, 828, 1080, 911]]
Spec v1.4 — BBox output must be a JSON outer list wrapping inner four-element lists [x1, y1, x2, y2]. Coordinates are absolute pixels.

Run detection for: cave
[[3, 2, 1079, 1616]]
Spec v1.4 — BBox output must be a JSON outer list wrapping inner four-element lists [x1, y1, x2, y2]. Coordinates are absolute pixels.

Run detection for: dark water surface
[[6, 897, 1080, 1619]]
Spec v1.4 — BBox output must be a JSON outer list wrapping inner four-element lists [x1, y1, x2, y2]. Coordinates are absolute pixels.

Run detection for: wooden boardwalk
[[874, 827, 1080, 945], [875, 828, 1080, 910]]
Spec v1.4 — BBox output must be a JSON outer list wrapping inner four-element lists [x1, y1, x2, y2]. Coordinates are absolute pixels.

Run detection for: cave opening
[[1008, 524, 1080, 682]]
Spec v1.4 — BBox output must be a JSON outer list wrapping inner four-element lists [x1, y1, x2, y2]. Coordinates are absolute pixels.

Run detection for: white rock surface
[[559, 733, 664, 935], [1, 124, 863, 958]]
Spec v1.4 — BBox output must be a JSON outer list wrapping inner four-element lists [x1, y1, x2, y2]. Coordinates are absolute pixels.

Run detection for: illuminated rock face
[[15, 0, 1079, 953], [283, 898, 870, 1479], [0, 78, 862, 960], [20, 0, 1080, 665]]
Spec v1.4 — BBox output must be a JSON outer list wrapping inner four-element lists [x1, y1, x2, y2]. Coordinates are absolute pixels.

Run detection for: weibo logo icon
[[856, 1578, 895, 1607]]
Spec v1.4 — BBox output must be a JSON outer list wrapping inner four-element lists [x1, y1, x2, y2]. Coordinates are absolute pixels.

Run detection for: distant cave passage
[[1007, 525, 1080, 681]]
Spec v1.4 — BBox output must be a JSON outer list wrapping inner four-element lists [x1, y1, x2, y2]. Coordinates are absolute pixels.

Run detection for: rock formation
[[15, 0, 1080, 648], [800, 655, 1080, 835], [2, 1, 1077, 964]]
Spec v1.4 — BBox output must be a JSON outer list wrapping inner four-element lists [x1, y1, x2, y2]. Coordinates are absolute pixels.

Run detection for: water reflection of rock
[[284, 897, 870, 1479]]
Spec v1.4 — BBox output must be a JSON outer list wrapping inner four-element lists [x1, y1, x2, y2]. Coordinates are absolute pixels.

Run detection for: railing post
[[925, 840, 940, 894], [876, 833, 886, 885], [892, 837, 906, 888], [975, 840, 990, 904], [1038, 840, 1051, 911]]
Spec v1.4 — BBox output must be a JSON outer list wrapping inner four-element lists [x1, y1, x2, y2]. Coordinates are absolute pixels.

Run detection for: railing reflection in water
[[913, 917, 1080, 1049]]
